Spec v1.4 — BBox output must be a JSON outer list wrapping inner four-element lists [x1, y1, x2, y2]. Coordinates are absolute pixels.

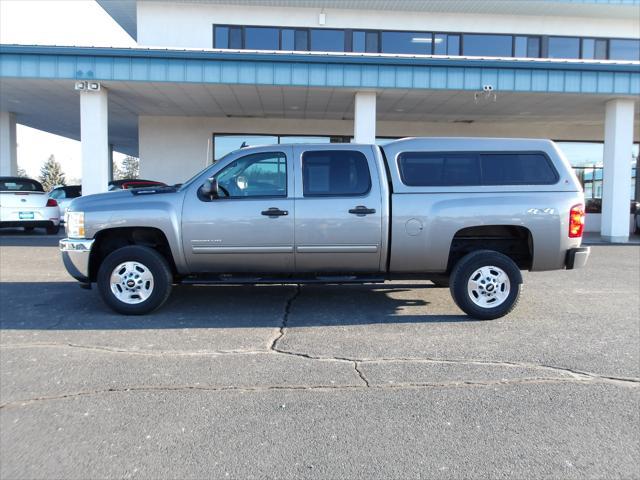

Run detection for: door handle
[[348, 206, 376, 216], [261, 207, 289, 217]]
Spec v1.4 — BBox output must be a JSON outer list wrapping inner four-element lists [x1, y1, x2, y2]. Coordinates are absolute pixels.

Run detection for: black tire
[[46, 224, 60, 235], [97, 245, 173, 315], [449, 250, 522, 320], [24, 227, 35, 233]]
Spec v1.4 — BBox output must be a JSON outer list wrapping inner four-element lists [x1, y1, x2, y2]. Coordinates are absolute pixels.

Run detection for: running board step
[[180, 274, 386, 285]]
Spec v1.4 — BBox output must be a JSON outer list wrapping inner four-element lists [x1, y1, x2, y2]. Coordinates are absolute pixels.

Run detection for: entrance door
[[181, 148, 295, 273], [293, 146, 383, 273]]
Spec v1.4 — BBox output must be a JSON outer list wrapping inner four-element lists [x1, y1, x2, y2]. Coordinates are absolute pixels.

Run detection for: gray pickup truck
[[60, 137, 589, 319]]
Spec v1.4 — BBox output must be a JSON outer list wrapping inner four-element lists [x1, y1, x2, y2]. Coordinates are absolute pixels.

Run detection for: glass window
[[302, 150, 371, 196], [281, 29, 294, 50], [214, 26, 229, 49], [295, 29, 309, 51], [481, 153, 558, 185], [310, 29, 345, 52], [515, 36, 540, 58], [527, 37, 541, 58], [582, 39, 606, 59], [245, 27, 279, 50], [594, 39, 608, 59], [463, 34, 512, 57], [214, 152, 287, 198], [447, 35, 460, 55], [353, 31, 379, 53], [609, 39, 640, 61], [49, 188, 65, 199], [434, 34, 448, 55], [582, 39, 595, 59], [353, 31, 366, 52], [398, 152, 481, 186], [514, 36, 527, 57], [0, 179, 43, 192], [214, 135, 278, 161], [381, 31, 433, 54], [546, 36, 580, 59], [229, 26, 243, 49], [365, 32, 379, 53]]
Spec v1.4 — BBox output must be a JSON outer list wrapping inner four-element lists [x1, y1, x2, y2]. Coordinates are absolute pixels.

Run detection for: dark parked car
[[108, 179, 167, 191]]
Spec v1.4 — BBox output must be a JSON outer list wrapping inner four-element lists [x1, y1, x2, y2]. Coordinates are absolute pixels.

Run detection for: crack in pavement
[[2, 285, 638, 409], [0, 376, 630, 410], [268, 284, 301, 352], [2, 343, 638, 387], [266, 285, 370, 387]]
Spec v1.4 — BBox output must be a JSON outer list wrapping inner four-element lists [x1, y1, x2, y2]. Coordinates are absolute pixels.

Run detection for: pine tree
[[120, 156, 140, 179], [39, 155, 66, 191]]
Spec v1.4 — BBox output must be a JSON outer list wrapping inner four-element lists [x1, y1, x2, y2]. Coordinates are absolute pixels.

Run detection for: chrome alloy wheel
[[467, 266, 510, 308], [109, 261, 155, 305]]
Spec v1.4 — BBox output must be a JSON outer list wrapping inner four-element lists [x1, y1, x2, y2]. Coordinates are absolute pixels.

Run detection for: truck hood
[[67, 186, 179, 213]]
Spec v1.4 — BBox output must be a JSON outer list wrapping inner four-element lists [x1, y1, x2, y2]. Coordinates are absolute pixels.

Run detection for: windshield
[[178, 152, 233, 192], [0, 179, 44, 192]]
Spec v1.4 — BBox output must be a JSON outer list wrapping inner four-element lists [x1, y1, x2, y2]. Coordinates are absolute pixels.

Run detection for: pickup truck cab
[[60, 137, 589, 319]]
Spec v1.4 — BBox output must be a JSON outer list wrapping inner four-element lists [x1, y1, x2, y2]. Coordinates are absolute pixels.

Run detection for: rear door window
[[302, 150, 371, 196]]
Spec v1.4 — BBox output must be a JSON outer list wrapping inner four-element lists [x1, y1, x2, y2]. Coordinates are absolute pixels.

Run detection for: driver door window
[[215, 152, 287, 198]]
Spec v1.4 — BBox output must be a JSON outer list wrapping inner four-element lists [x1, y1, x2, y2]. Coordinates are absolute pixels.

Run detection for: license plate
[[19, 212, 34, 220]]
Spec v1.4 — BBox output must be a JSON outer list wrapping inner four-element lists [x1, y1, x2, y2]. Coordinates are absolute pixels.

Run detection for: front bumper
[[565, 246, 590, 270], [60, 238, 95, 283]]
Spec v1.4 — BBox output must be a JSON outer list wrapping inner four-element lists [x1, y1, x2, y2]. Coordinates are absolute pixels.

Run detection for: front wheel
[[97, 245, 173, 315], [449, 250, 522, 320]]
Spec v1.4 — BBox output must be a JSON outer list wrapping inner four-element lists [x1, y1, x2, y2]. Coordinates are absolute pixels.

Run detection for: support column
[[80, 86, 109, 195], [601, 99, 635, 243], [354, 92, 376, 144], [0, 112, 18, 176]]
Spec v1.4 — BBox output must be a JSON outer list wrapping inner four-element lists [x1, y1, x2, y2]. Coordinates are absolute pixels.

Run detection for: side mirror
[[201, 177, 219, 198]]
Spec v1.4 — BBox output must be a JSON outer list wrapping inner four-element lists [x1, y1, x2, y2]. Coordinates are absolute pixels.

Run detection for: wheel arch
[[89, 227, 177, 282], [447, 225, 534, 273]]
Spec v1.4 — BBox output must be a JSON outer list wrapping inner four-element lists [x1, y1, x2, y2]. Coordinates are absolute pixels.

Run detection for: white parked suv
[[0, 177, 61, 234], [49, 185, 82, 223]]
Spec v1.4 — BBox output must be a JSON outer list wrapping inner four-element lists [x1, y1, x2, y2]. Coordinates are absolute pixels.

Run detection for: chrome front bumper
[[60, 238, 95, 283]]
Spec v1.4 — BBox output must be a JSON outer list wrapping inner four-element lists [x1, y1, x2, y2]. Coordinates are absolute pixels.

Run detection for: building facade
[[0, 0, 639, 241]]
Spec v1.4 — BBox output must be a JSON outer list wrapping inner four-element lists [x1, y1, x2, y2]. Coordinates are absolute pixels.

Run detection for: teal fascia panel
[[1, 45, 638, 96]]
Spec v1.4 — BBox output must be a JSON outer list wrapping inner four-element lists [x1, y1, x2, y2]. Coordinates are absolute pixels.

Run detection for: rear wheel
[[450, 250, 522, 320], [97, 245, 173, 315], [46, 224, 60, 235], [24, 227, 35, 233]]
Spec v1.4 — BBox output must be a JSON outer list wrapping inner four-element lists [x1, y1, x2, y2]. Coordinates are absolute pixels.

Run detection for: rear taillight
[[46, 198, 58, 207], [569, 204, 585, 238]]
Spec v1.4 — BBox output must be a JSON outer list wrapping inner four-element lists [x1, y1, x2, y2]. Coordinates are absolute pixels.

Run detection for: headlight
[[66, 212, 85, 238]]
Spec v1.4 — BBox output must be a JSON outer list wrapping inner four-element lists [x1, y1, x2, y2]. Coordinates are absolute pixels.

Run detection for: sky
[[0, 0, 136, 181]]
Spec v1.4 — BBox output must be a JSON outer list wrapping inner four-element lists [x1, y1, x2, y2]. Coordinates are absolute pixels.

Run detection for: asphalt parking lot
[[0, 230, 638, 479]]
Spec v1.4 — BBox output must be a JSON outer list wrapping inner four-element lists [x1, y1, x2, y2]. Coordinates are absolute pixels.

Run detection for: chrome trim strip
[[296, 245, 379, 253], [192, 246, 294, 254]]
